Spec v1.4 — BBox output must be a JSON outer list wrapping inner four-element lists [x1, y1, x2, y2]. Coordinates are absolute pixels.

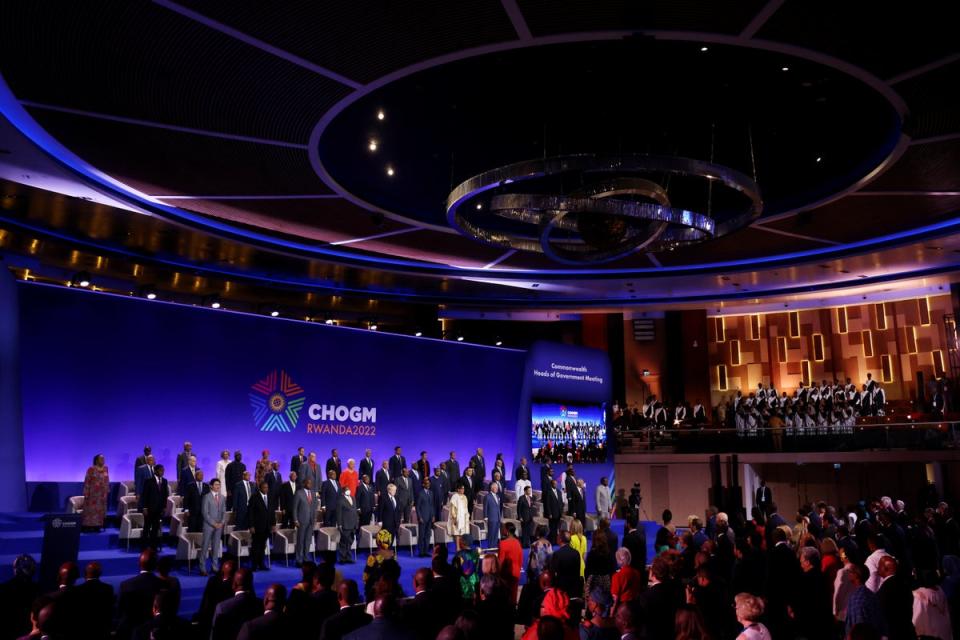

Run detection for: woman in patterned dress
[[82, 454, 109, 531]]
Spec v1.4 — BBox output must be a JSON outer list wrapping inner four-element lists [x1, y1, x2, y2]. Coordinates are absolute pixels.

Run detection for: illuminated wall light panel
[[934, 350, 946, 379], [714, 316, 725, 342], [919, 297, 931, 326], [750, 314, 761, 340], [777, 336, 788, 363], [801, 360, 812, 386], [875, 303, 887, 330], [881, 354, 894, 383], [812, 334, 825, 361], [905, 326, 918, 354], [789, 311, 800, 338], [837, 307, 848, 334], [730, 340, 741, 366], [717, 365, 728, 391], [862, 330, 874, 358]]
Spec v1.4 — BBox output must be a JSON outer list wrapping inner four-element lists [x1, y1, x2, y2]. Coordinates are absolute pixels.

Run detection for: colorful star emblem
[[250, 370, 305, 432]]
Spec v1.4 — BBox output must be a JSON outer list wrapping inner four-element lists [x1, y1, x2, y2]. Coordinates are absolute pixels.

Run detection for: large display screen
[[18, 283, 526, 481], [531, 399, 607, 463]]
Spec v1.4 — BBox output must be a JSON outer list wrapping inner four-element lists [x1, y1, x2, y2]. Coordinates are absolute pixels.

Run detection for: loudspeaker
[[917, 371, 926, 405], [709, 455, 723, 508], [729, 454, 740, 487]]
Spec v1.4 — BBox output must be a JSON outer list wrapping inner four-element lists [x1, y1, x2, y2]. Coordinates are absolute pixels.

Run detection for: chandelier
[[447, 154, 763, 265]]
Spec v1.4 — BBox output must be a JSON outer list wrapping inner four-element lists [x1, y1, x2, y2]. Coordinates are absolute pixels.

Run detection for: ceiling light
[[368, 140, 378, 152], [456, 335, 464, 342], [815, 156, 822, 163], [270, 310, 280, 317], [781, 66, 790, 72], [415, 330, 423, 337], [495, 338, 503, 346], [203, 295, 221, 309], [377, 110, 385, 121], [369, 323, 378, 331], [386, 166, 395, 177], [72, 271, 92, 288], [475, 203, 482, 210], [139, 285, 158, 300], [700, 46, 709, 52], [325, 318, 335, 325]]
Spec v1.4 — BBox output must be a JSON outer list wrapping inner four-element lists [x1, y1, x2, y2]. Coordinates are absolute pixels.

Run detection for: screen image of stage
[[530, 400, 607, 464]]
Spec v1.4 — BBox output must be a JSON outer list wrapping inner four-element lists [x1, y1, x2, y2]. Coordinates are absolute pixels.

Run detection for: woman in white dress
[[447, 482, 470, 541], [215, 450, 230, 497]]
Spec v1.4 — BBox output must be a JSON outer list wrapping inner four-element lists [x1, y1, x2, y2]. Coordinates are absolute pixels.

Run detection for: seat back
[[67, 496, 84, 513]]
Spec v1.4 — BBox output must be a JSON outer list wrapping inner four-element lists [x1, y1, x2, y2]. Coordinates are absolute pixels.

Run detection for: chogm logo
[[250, 370, 305, 432], [559, 406, 568, 418]]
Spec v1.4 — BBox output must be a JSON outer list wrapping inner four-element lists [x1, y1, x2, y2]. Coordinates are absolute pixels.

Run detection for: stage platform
[[0, 514, 659, 618]]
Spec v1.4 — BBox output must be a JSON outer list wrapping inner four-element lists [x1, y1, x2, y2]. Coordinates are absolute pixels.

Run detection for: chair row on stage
[[69, 483, 599, 572]]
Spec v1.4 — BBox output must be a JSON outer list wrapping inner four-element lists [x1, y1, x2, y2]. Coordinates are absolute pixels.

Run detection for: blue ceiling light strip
[[2, 75, 960, 281]]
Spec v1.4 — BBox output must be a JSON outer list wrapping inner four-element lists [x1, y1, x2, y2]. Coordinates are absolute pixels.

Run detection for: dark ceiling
[[0, 0, 958, 306]]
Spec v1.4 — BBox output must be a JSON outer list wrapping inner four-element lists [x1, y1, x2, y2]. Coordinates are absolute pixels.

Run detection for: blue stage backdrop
[[18, 283, 526, 483]]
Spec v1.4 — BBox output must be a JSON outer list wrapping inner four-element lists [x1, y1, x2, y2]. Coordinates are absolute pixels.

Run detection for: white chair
[[67, 496, 84, 514], [177, 531, 213, 573], [533, 516, 549, 532], [504, 490, 517, 502], [168, 480, 178, 495], [119, 513, 144, 551], [228, 531, 271, 567], [585, 515, 597, 533], [272, 529, 314, 566], [164, 495, 183, 519], [473, 504, 485, 520], [533, 501, 544, 517], [223, 511, 236, 538], [440, 506, 450, 523], [532, 490, 542, 501], [117, 482, 129, 498], [398, 524, 418, 556], [358, 524, 382, 555], [470, 520, 487, 545], [560, 515, 573, 531], [503, 503, 517, 520], [316, 527, 357, 559], [123, 481, 137, 495], [433, 522, 451, 545], [169, 512, 188, 539], [118, 495, 139, 517]]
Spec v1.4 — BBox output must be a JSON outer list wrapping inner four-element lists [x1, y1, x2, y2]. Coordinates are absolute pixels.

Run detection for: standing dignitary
[[293, 478, 316, 565], [199, 479, 225, 576]]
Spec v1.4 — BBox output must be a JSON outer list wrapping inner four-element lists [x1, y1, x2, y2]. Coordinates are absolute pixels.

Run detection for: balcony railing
[[615, 420, 960, 454]]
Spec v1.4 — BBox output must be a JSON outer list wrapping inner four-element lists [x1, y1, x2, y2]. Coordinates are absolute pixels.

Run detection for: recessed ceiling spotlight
[[495, 338, 503, 346], [368, 140, 378, 151], [415, 330, 423, 337], [270, 310, 280, 317], [386, 166, 395, 177], [700, 46, 709, 52], [325, 318, 335, 325], [781, 66, 790, 72], [139, 285, 158, 300], [456, 335, 465, 342], [369, 322, 378, 331], [205, 296, 221, 309], [377, 110, 385, 121], [475, 203, 482, 210], [815, 156, 822, 163], [72, 271, 92, 288]]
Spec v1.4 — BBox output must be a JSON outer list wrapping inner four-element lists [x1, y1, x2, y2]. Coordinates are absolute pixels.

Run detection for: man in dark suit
[[631, 554, 683, 640], [117, 550, 164, 640], [469, 448, 486, 485], [388, 446, 407, 481], [290, 447, 306, 475], [279, 471, 298, 529], [415, 478, 434, 557], [265, 461, 283, 508], [402, 569, 442, 640], [338, 487, 359, 564], [543, 478, 563, 542], [565, 468, 581, 517], [134, 446, 152, 480], [540, 458, 553, 492], [460, 468, 475, 506], [248, 481, 274, 571], [764, 502, 788, 551], [177, 454, 198, 496], [374, 461, 391, 519], [211, 568, 263, 640], [322, 470, 341, 526], [326, 449, 342, 481], [877, 556, 915, 640], [184, 469, 210, 532], [233, 470, 256, 530], [357, 475, 375, 527], [175, 442, 193, 484], [238, 584, 287, 640], [765, 527, 801, 639], [484, 482, 502, 548], [225, 451, 246, 511], [344, 594, 414, 640], [430, 468, 447, 519], [623, 514, 647, 577], [139, 464, 169, 549], [515, 457, 531, 483], [549, 531, 583, 597], [132, 589, 190, 640], [380, 485, 401, 544], [445, 452, 460, 491], [75, 562, 114, 640], [394, 469, 413, 523], [755, 479, 773, 515], [470, 466, 483, 500], [413, 451, 430, 480], [518, 485, 535, 548], [352, 449, 372, 484], [134, 454, 155, 498], [320, 580, 371, 640]]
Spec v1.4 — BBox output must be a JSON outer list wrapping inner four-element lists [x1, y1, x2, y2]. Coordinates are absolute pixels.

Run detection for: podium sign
[[38, 513, 81, 593]]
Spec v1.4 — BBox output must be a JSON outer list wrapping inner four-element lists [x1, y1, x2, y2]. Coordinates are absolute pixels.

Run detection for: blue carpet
[[0, 513, 658, 618]]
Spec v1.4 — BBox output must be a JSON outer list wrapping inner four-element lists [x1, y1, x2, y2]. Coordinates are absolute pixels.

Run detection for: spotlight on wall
[[414, 329, 423, 337], [369, 321, 378, 331], [270, 309, 280, 317], [324, 317, 335, 325], [456, 335, 465, 342], [203, 295, 221, 309], [72, 271, 92, 288], [138, 285, 158, 300], [495, 338, 503, 346]]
